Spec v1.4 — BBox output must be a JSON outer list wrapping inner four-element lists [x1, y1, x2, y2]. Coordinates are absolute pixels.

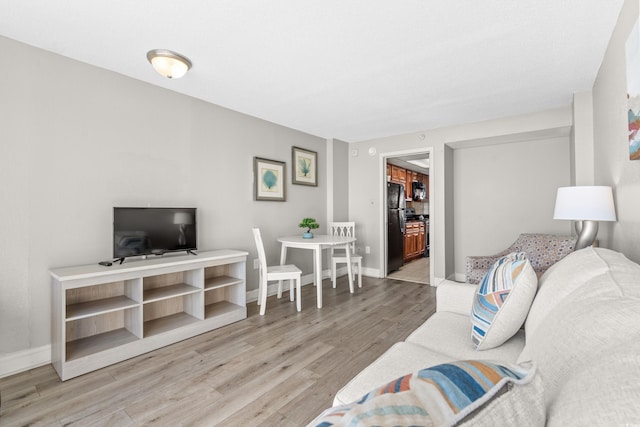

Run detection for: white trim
[[0, 345, 51, 378], [379, 147, 435, 287], [246, 266, 371, 302], [246, 272, 314, 302]]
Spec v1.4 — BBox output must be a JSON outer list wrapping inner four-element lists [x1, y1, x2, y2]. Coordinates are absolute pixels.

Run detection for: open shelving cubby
[[204, 262, 245, 319], [51, 249, 248, 381]]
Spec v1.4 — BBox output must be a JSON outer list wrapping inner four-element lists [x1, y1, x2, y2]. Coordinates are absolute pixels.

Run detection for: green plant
[[298, 217, 320, 232]]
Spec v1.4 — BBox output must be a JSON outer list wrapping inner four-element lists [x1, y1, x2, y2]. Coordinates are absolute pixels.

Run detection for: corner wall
[[592, 0, 640, 261], [452, 135, 571, 274]]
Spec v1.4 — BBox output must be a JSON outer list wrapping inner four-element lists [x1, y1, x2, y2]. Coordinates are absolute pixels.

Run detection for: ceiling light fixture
[[146, 49, 192, 79]]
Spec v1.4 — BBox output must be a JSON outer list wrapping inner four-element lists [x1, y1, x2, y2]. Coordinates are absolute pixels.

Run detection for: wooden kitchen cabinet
[[422, 174, 429, 201], [405, 171, 416, 200], [403, 222, 415, 260], [388, 164, 428, 201], [390, 165, 406, 186], [404, 221, 426, 262], [417, 221, 425, 255]]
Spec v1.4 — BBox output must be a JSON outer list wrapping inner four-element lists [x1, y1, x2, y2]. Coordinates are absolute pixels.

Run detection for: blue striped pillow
[[308, 360, 537, 427], [471, 252, 538, 350]]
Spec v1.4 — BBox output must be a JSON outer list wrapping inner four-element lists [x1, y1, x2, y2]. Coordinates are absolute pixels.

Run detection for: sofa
[[317, 247, 640, 426]]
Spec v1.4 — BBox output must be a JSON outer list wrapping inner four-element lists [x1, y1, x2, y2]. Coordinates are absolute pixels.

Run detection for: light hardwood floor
[[0, 276, 436, 426]]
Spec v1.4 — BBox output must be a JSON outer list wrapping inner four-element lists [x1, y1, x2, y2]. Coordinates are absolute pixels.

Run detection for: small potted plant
[[299, 217, 320, 239]]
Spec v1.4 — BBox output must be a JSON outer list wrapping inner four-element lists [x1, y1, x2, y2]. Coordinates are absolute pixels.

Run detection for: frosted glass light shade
[[147, 49, 192, 79], [553, 186, 617, 221]]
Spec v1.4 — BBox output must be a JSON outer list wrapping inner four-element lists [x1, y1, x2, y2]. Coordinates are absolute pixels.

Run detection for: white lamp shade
[[147, 49, 191, 79], [173, 212, 193, 225], [553, 186, 617, 221]]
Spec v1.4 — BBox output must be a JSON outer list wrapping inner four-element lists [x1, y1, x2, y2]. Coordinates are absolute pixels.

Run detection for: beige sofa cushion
[[518, 249, 640, 404], [436, 279, 477, 315], [333, 342, 452, 406], [546, 340, 640, 426], [407, 312, 524, 363], [523, 246, 610, 337]]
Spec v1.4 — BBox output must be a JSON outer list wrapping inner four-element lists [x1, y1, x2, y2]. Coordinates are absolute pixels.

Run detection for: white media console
[[50, 249, 248, 381]]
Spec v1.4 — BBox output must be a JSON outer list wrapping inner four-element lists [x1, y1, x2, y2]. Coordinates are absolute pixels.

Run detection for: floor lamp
[[553, 186, 617, 250]]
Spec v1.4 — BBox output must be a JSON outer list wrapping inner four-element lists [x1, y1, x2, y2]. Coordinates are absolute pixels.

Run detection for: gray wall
[[593, 0, 640, 262], [0, 36, 328, 356], [331, 139, 350, 221], [453, 137, 571, 277]]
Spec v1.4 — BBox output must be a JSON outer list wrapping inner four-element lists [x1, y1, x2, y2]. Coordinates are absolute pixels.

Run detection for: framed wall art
[[292, 146, 317, 186], [254, 157, 286, 201], [626, 17, 640, 160]]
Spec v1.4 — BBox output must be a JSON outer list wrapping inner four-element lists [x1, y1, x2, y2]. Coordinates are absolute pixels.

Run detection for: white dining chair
[[252, 228, 302, 315], [330, 222, 362, 290]]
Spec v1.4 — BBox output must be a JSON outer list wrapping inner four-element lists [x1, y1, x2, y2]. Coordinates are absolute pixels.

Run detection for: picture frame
[[626, 17, 640, 160], [292, 146, 318, 186], [254, 157, 286, 201]]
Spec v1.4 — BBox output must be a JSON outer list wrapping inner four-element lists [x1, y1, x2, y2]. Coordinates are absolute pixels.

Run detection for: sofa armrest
[[465, 250, 511, 284], [436, 280, 477, 315]]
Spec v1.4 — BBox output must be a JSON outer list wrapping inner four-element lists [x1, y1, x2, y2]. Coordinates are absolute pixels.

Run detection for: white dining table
[[277, 235, 356, 308]]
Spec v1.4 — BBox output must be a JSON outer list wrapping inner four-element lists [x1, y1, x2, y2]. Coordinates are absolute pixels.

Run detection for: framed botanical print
[[254, 157, 286, 201], [292, 146, 318, 186]]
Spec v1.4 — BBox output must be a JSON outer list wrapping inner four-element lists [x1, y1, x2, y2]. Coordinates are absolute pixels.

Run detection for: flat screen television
[[113, 207, 197, 260]]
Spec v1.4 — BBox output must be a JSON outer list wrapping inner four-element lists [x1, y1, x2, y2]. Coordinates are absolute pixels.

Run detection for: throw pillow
[[307, 360, 543, 427], [471, 252, 537, 350]]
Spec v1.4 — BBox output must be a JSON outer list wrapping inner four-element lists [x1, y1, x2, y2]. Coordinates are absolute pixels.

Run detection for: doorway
[[382, 150, 432, 285]]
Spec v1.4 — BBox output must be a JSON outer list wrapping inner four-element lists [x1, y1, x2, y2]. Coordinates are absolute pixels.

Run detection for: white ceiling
[[0, 1, 624, 142]]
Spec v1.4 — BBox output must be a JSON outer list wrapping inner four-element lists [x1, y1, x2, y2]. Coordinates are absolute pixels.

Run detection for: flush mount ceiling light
[[146, 49, 192, 79]]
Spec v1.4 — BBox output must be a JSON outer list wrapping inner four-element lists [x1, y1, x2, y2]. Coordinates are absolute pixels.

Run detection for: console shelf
[[205, 275, 243, 291], [144, 312, 199, 337], [66, 296, 139, 321], [66, 328, 139, 361], [143, 283, 201, 303], [51, 249, 247, 381]]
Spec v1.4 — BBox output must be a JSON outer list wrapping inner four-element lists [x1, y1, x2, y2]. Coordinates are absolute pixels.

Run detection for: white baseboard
[[246, 272, 316, 302], [0, 345, 51, 378], [246, 266, 367, 302]]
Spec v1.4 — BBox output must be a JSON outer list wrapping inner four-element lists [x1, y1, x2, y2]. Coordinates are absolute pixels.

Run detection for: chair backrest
[[252, 228, 268, 272], [329, 222, 356, 254]]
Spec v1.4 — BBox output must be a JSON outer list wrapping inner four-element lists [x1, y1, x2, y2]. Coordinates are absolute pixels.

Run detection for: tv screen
[[113, 207, 197, 259]]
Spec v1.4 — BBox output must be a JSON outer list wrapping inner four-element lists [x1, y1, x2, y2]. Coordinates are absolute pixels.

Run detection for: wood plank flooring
[[0, 276, 436, 426]]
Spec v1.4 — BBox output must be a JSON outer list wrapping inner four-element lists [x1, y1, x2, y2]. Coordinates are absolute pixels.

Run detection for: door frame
[[379, 147, 434, 286]]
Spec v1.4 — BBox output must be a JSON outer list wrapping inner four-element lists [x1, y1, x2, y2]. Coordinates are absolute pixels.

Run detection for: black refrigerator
[[387, 182, 405, 273]]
